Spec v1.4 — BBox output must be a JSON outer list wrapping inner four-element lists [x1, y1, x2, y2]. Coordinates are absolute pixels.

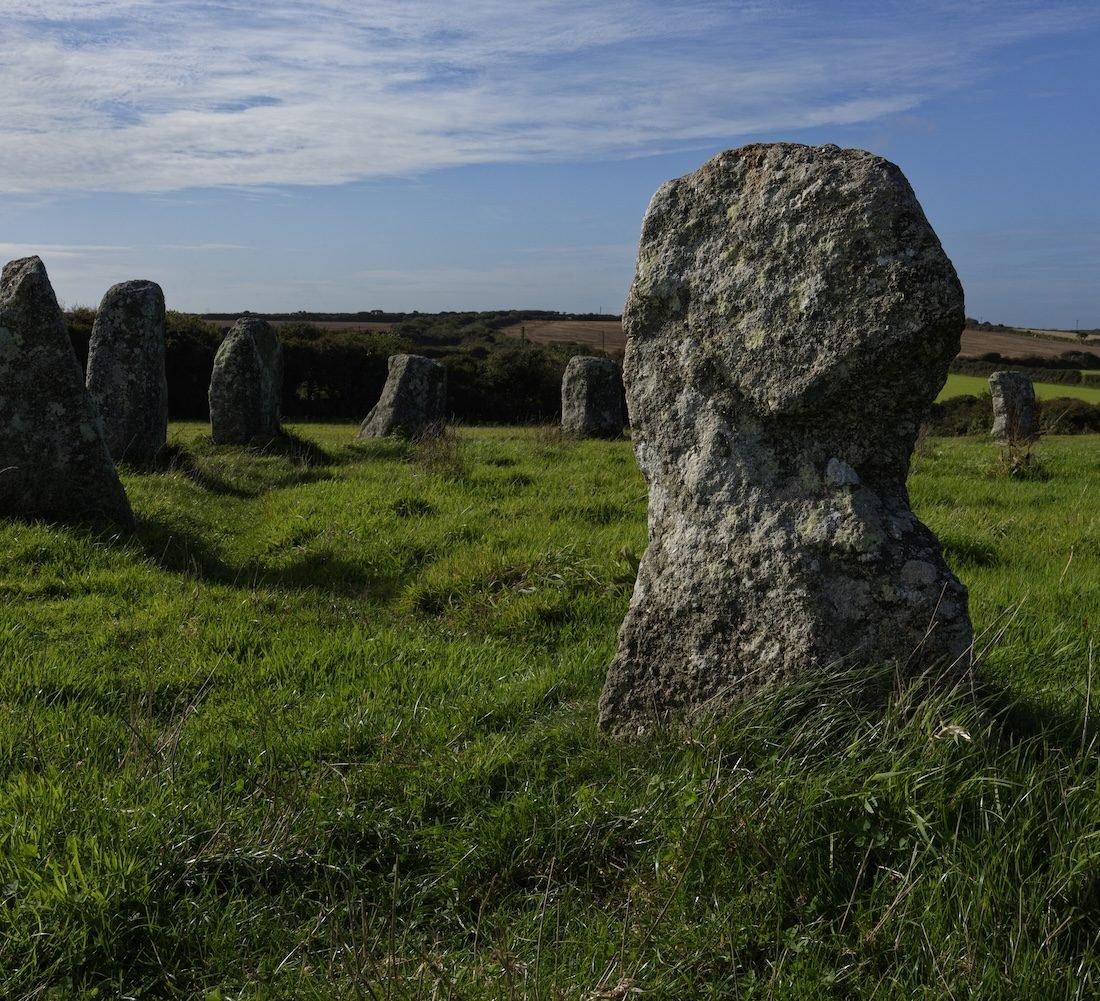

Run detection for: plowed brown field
[[499, 320, 1097, 360]]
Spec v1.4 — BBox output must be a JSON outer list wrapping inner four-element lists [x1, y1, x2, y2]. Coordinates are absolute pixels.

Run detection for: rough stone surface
[[0, 256, 134, 527], [208, 318, 283, 444], [357, 354, 447, 438], [989, 371, 1039, 443], [561, 356, 624, 438], [85, 279, 168, 464], [599, 143, 973, 737]]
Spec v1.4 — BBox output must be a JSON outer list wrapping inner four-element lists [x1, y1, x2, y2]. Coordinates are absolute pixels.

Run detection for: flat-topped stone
[[561, 356, 624, 438], [599, 143, 973, 736], [86, 279, 168, 465], [989, 371, 1039, 443], [0, 256, 134, 527]]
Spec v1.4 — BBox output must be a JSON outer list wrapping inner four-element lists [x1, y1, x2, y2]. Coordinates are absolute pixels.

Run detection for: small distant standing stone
[[599, 143, 973, 737], [561, 356, 624, 438], [208, 317, 283, 444], [85, 279, 168, 465], [989, 371, 1039, 443], [357, 354, 447, 438], [0, 256, 134, 527]]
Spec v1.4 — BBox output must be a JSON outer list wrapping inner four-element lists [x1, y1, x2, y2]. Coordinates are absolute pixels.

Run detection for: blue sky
[[0, 0, 1097, 328]]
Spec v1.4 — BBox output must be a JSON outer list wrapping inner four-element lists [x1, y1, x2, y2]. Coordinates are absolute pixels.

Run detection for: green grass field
[[2, 424, 1099, 998], [939, 372, 1100, 404]]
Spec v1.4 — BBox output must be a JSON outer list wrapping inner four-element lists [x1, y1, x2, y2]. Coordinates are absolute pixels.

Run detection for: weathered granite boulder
[[357, 354, 447, 438], [0, 256, 134, 527], [561, 356, 624, 438], [989, 371, 1039, 443], [599, 143, 973, 736], [85, 279, 168, 465], [208, 318, 283, 444]]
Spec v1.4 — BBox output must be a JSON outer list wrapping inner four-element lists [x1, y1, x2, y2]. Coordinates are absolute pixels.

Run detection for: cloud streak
[[1, 1, 1094, 193]]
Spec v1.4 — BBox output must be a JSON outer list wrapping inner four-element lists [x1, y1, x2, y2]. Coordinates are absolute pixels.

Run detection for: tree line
[[64, 308, 622, 424]]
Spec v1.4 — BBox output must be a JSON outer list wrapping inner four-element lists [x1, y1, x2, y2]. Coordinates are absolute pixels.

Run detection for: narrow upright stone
[[85, 279, 168, 465], [561, 356, 624, 438], [357, 354, 447, 438], [208, 318, 283, 444], [599, 143, 972, 736], [988, 371, 1039, 443], [0, 256, 134, 527]]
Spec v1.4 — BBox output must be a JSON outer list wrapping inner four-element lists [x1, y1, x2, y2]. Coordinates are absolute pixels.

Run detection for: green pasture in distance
[[1, 424, 1098, 998], [938, 371, 1100, 403]]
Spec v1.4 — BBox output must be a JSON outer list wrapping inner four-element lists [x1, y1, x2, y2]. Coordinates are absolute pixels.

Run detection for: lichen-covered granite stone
[[0, 256, 134, 527], [598, 143, 973, 737], [85, 279, 168, 465], [208, 318, 283, 444], [357, 354, 447, 438], [989, 371, 1039, 443], [561, 356, 624, 438]]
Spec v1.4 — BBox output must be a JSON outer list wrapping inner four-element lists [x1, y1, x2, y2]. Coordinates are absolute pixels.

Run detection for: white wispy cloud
[[0, 241, 130, 259], [0, 1, 1093, 193]]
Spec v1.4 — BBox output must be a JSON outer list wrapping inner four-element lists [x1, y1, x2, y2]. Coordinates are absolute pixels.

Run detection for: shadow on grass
[[975, 676, 1091, 753], [134, 514, 404, 602], [149, 430, 337, 498]]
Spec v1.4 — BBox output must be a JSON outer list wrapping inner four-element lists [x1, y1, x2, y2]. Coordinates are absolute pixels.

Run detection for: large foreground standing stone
[[0, 256, 134, 527], [561, 356, 624, 438], [989, 371, 1039, 443], [85, 279, 168, 464], [209, 318, 283, 444], [357, 354, 446, 438], [599, 143, 973, 736]]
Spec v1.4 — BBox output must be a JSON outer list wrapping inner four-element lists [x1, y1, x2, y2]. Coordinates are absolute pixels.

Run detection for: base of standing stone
[[598, 440, 972, 736]]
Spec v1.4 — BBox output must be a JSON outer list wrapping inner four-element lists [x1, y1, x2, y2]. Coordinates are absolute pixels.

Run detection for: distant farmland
[[500, 320, 1097, 361], [499, 319, 625, 352]]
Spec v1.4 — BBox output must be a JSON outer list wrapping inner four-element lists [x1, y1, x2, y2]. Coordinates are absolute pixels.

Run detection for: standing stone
[[988, 371, 1039, 443], [357, 354, 447, 438], [561, 356, 624, 438], [85, 279, 168, 465], [599, 143, 973, 737], [208, 318, 283, 444], [0, 256, 134, 527]]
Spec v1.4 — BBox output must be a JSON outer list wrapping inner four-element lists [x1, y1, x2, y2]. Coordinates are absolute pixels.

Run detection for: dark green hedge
[[925, 394, 1100, 436], [66, 311, 615, 425]]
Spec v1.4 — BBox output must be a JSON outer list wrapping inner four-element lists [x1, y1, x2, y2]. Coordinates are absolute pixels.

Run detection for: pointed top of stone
[[0, 256, 134, 527]]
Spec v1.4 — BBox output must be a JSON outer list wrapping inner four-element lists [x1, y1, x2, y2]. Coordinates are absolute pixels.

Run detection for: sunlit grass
[[1, 425, 1097, 998], [939, 372, 1100, 403]]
